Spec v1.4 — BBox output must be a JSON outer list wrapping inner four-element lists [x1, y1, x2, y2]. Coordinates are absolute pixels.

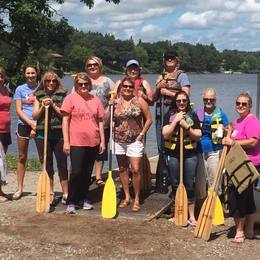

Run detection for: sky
[[52, 0, 260, 52]]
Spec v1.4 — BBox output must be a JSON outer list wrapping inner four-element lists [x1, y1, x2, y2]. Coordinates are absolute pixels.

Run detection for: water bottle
[[216, 126, 223, 138]]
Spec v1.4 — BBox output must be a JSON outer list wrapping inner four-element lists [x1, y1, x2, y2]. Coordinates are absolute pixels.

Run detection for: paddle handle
[[109, 92, 115, 172], [43, 106, 49, 172], [179, 127, 184, 185]]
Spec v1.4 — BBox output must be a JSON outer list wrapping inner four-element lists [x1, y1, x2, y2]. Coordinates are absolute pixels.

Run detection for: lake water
[[7, 73, 259, 166]]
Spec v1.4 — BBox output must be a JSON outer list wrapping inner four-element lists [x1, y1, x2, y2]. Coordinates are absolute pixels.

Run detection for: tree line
[[1, 1, 260, 89]]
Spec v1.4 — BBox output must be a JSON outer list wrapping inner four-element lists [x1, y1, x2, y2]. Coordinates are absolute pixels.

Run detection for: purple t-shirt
[[231, 114, 260, 165]]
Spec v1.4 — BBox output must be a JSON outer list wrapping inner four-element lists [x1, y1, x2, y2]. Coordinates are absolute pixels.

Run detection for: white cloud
[[237, 0, 260, 12]]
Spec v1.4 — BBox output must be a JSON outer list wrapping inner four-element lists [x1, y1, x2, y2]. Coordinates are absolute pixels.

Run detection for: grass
[[6, 154, 41, 171]]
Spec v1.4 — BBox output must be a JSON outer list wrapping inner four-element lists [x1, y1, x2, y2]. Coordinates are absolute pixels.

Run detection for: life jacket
[[196, 106, 223, 144], [35, 88, 67, 130], [133, 77, 144, 96], [156, 70, 183, 106], [164, 112, 197, 151]]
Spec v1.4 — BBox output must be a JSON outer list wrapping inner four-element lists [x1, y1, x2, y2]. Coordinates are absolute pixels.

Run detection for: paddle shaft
[[43, 106, 49, 171], [109, 103, 113, 172], [179, 127, 184, 185]]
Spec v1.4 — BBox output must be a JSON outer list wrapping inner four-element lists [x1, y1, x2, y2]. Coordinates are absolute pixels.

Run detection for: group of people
[[0, 50, 260, 242]]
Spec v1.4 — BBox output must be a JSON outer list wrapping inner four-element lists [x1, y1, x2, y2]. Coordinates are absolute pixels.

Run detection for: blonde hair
[[38, 71, 64, 91], [74, 72, 92, 91], [85, 56, 103, 71], [236, 91, 252, 107]]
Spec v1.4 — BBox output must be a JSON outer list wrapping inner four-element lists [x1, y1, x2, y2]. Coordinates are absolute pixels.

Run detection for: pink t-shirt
[[231, 114, 260, 165], [61, 92, 104, 147], [0, 94, 12, 133]]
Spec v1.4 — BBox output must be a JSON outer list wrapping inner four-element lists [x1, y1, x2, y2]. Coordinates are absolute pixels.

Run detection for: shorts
[[96, 127, 109, 161], [114, 140, 144, 157], [16, 124, 32, 139], [0, 133, 12, 146]]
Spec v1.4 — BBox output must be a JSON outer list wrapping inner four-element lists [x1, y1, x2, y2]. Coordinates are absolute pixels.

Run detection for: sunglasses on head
[[176, 99, 188, 104], [236, 101, 248, 107], [203, 98, 216, 103]]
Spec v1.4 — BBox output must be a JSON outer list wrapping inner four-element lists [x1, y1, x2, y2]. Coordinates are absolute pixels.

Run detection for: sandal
[[95, 179, 105, 187], [231, 235, 245, 243], [12, 190, 23, 200], [132, 202, 140, 212], [118, 200, 131, 208], [188, 219, 197, 227]]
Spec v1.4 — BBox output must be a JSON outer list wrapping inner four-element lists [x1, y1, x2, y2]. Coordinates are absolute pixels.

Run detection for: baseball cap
[[126, 59, 140, 67], [163, 50, 177, 59]]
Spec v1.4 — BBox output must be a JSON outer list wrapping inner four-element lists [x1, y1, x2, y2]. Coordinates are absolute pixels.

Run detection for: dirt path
[[0, 170, 260, 259]]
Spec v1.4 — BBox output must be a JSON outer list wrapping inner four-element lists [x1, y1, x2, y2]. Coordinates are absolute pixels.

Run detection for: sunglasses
[[236, 101, 248, 107], [87, 63, 99, 67], [176, 99, 188, 104], [77, 82, 90, 87], [122, 84, 134, 89], [45, 79, 57, 83], [203, 98, 216, 103]]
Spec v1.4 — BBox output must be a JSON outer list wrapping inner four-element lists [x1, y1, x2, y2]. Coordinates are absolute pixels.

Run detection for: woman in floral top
[[113, 77, 152, 212]]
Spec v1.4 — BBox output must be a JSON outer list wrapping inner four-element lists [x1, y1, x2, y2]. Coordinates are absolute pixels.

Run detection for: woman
[[196, 88, 229, 198], [33, 71, 68, 205], [153, 50, 191, 193], [61, 72, 105, 214], [0, 67, 12, 202], [85, 56, 114, 187], [223, 92, 260, 242], [113, 77, 152, 212], [162, 91, 201, 225], [114, 59, 154, 104], [13, 64, 38, 200]]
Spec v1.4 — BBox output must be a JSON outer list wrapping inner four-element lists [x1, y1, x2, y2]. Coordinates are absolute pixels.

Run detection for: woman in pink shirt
[[223, 92, 260, 242], [0, 67, 12, 202], [61, 72, 105, 214]]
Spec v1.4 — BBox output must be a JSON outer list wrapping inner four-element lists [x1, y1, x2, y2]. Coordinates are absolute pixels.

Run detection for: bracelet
[[139, 132, 144, 136], [52, 103, 57, 108], [186, 126, 191, 131]]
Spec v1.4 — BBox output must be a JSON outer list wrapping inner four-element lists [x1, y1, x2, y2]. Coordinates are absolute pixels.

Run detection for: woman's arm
[[98, 119, 105, 154], [15, 100, 36, 130], [162, 112, 183, 140], [136, 97, 152, 141], [32, 98, 44, 120], [141, 80, 154, 105], [62, 112, 70, 155]]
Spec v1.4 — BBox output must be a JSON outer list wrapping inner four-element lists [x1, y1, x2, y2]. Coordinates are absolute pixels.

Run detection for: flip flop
[[95, 179, 105, 187], [12, 190, 23, 200], [118, 200, 131, 208], [231, 235, 245, 243], [188, 219, 197, 226]]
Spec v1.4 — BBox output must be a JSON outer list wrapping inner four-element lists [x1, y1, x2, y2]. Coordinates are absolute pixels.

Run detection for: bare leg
[[188, 203, 197, 224], [15, 137, 29, 193], [60, 179, 69, 195], [234, 217, 245, 238], [129, 156, 141, 206], [117, 155, 131, 203], [94, 160, 105, 186]]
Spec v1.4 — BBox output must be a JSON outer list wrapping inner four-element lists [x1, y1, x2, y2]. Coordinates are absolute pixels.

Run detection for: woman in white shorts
[[113, 77, 152, 212]]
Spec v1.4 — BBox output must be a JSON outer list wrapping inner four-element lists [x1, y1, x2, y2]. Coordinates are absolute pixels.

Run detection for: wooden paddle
[[36, 105, 51, 213], [194, 130, 230, 240], [174, 127, 188, 226], [101, 96, 117, 219]]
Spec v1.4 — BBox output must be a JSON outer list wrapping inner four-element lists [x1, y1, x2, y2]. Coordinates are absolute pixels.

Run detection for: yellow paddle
[[101, 94, 117, 218], [36, 105, 51, 213], [174, 127, 188, 226]]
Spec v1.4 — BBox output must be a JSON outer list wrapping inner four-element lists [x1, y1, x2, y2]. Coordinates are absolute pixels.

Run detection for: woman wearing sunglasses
[[61, 72, 105, 214], [113, 77, 152, 212], [196, 88, 229, 200], [223, 92, 260, 242], [85, 56, 114, 188], [33, 71, 68, 205], [162, 91, 201, 225]]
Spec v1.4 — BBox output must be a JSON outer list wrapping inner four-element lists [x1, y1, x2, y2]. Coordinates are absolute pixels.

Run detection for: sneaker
[[61, 195, 68, 205], [66, 204, 76, 214], [83, 200, 93, 210]]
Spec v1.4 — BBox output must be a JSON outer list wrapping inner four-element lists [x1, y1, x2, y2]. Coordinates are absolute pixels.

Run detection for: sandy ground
[[0, 162, 260, 259]]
